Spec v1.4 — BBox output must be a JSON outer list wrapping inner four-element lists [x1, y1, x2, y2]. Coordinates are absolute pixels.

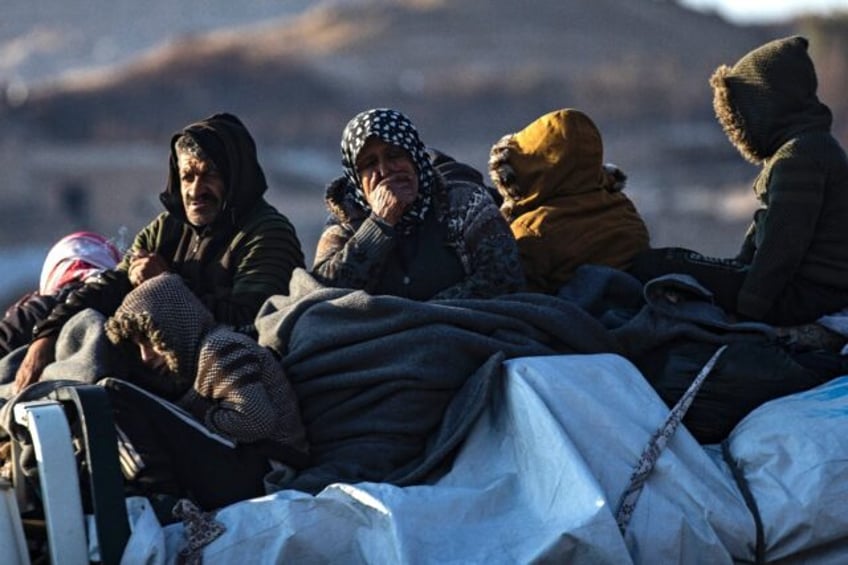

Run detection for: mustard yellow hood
[[489, 109, 613, 219]]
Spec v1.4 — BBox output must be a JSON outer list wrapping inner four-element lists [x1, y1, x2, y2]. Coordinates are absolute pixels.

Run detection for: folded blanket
[[255, 269, 621, 493], [0, 308, 116, 405]]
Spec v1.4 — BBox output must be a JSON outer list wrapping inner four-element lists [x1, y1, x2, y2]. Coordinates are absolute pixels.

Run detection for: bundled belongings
[[116, 356, 848, 563], [560, 265, 846, 444]]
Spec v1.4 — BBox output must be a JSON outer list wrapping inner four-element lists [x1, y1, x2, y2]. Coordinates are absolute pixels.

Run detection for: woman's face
[[355, 137, 419, 203]]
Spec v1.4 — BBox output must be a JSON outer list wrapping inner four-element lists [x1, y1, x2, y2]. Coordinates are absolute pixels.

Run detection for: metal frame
[[11, 385, 131, 565], [0, 476, 31, 565], [14, 399, 88, 564]]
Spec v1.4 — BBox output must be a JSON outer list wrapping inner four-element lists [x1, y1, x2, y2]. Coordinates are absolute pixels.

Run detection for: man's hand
[[368, 172, 418, 226], [13, 335, 57, 394], [128, 250, 169, 287]]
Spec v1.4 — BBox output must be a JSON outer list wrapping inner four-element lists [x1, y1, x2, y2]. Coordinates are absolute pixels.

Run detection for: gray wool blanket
[[0, 308, 115, 402], [0, 308, 116, 440], [256, 269, 622, 494]]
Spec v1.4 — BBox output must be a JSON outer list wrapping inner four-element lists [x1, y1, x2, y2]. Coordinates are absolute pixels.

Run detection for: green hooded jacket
[[712, 36, 848, 322], [35, 113, 304, 338]]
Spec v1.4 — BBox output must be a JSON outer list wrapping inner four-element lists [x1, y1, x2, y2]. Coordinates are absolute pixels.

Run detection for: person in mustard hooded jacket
[[488, 108, 650, 294]]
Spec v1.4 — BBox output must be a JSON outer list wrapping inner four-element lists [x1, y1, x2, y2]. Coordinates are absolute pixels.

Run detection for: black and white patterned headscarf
[[341, 108, 435, 234]]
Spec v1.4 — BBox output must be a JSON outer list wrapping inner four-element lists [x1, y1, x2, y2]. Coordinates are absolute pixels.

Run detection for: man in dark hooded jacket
[[14, 113, 305, 392], [631, 36, 848, 328]]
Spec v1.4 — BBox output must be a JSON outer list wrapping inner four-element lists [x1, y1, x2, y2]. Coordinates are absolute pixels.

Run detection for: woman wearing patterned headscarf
[[312, 108, 525, 299]]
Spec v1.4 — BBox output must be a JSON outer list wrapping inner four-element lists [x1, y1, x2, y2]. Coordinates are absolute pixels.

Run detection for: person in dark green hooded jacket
[[631, 36, 848, 332], [13, 113, 305, 393]]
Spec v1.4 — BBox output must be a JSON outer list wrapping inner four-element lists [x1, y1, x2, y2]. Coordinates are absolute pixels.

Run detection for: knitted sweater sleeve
[[180, 337, 278, 444], [737, 151, 825, 319], [311, 215, 398, 292], [431, 185, 526, 299]]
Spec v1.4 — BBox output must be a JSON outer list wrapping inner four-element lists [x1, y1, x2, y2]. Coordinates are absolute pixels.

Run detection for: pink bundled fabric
[[38, 231, 123, 295]]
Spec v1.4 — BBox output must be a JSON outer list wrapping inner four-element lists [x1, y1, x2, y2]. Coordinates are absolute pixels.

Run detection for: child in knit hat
[[103, 273, 308, 509]]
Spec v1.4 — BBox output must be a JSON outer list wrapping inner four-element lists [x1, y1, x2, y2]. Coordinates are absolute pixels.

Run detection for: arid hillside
[[4, 0, 789, 147]]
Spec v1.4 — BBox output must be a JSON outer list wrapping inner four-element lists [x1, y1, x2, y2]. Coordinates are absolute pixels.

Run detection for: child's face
[[135, 338, 172, 377]]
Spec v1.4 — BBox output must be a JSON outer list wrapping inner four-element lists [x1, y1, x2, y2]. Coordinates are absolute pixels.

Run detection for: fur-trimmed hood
[[105, 273, 215, 391], [488, 109, 626, 220], [710, 35, 832, 164], [323, 176, 370, 227]]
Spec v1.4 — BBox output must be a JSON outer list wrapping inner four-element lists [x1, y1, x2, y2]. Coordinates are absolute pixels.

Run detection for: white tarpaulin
[[121, 353, 848, 564]]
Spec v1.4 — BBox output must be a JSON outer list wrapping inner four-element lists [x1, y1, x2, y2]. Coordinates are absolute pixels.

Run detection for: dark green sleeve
[[210, 212, 305, 326], [119, 215, 165, 270], [735, 216, 759, 265], [311, 215, 398, 292], [737, 154, 825, 319]]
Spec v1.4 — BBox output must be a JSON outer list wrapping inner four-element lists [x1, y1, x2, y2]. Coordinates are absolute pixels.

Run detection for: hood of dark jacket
[[487, 109, 625, 220], [105, 273, 215, 389], [710, 35, 833, 163], [160, 112, 269, 227]]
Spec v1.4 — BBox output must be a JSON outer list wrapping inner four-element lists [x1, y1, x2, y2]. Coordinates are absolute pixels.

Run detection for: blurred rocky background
[[1, 0, 847, 307]]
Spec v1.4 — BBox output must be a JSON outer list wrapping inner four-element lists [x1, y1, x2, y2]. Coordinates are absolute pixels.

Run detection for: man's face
[[177, 151, 226, 227]]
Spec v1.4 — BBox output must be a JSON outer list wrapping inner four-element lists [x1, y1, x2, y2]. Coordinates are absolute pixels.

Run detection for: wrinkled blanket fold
[[255, 269, 621, 493]]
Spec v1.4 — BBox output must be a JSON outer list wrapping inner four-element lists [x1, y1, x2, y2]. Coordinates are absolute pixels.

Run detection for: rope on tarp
[[615, 344, 728, 534]]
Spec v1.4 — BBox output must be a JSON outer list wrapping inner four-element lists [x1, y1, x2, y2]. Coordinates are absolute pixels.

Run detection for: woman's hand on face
[[355, 137, 421, 225], [368, 172, 418, 225]]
